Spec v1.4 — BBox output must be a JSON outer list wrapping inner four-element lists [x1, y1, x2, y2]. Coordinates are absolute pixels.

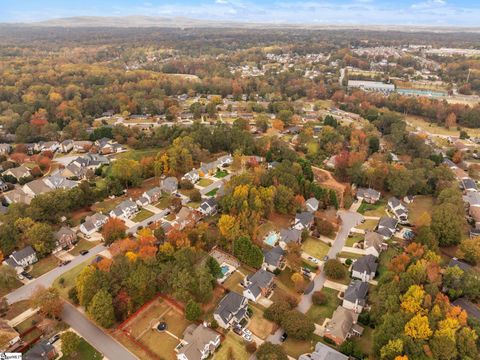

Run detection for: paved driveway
[[6, 244, 106, 304], [61, 302, 137, 360]]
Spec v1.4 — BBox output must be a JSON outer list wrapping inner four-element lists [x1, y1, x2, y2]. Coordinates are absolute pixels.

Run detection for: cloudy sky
[[1, 0, 479, 26]]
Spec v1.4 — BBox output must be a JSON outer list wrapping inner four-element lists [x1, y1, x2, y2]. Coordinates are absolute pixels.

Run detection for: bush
[[323, 259, 347, 280], [68, 287, 79, 304], [179, 179, 194, 189], [210, 319, 218, 329], [312, 291, 327, 305], [185, 300, 202, 321], [264, 301, 294, 324], [189, 189, 202, 202], [345, 258, 353, 266], [246, 342, 257, 353], [281, 310, 315, 340], [315, 218, 335, 237], [257, 342, 288, 360]]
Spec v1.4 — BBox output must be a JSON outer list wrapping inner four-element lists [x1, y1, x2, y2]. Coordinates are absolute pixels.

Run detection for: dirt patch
[[268, 213, 293, 228], [312, 167, 347, 207]]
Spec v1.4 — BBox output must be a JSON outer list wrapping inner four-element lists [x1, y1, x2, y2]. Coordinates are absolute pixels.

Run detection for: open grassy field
[[302, 237, 330, 259], [306, 288, 340, 324], [406, 114, 480, 137], [407, 195, 434, 227], [132, 208, 154, 222], [53, 259, 92, 299], [69, 239, 101, 256], [198, 178, 214, 187], [213, 332, 249, 360], [28, 256, 59, 278]]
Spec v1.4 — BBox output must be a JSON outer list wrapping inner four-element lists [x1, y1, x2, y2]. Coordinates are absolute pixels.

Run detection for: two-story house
[[356, 188, 381, 204], [387, 197, 408, 224], [342, 280, 369, 313], [213, 292, 249, 329], [293, 212, 314, 231], [198, 198, 218, 217], [54, 226, 77, 251], [351, 255, 378, 282], [242, 269, 275, 302], [110, 199, 139, 219], [176, 324, 221, 360], [80, 213, 109, 235], [4, 246, 37, 272]]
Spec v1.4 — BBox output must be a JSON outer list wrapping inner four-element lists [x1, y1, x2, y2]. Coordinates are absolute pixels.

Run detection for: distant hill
[[5, 16, 480, 33]]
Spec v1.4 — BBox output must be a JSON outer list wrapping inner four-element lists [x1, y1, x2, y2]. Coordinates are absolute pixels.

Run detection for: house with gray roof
[[22, 179, 54, 197], [343, 280, 369, 313], [306, 197, 319, 213], [263, 246, 285, 272], [0, 143, 12, 155], [4, 245, 37, 272], [448, 257, 473, 272], [54, 226, 76, 251], [3, 188, 33, 205], [160, 177, 178, 194], [352, 255, 378, 282], [461, 177, 478, 193], [24, 338, 56, 360], [293, 211, 314, 231], [0, 320, 20, 352], [387, 197, 408, 224], [80, 213, 109, 235], [376, 216, 398, 239], [279, 228, 302, 249], [298, 342, 348, 360], [0, 179, 8, 192], [217, 154, 233, 167], [356, 188, 381, 204], [198, 198, 218, 216], [43, 174, 78, 190], [183, 169, 200, 184], [176, 324, 221, 360], [60, 139, 74, 153], [2, 165, 31, 181], [452, 298, 480, 320], [324, 306, 363, 345], [110, 199, 138, 219], [364, 231, 386, 258], [213, 292, 249, 329], [242, 269, 275, 302]]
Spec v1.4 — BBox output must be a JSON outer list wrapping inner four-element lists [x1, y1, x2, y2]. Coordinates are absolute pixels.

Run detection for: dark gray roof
[[448, 258, 473, 272], [263, 246, 285, 267], [443, 158, 457, 168], [388, 196, 402, 208], [462, 178, 478, 191], [24, 339, 55, 360], [295, 211, 314, 226], [352, 255, 378, 274], [245, 269, 274, 298], [378, 216, 398, 230], [453, 298, 480, 320], [299, 342, 348, 360], [280, 228, 302, 244], [357, 188, 381, 200], [9, 246, 36, 263], [344, 280, 369, 304], [214, 292, 247, 324]]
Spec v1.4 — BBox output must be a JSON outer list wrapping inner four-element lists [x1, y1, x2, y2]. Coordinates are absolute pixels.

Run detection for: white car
[[242, 333, 253, 342], [243, 328, 252, 336], [308, 256, 319, 264]]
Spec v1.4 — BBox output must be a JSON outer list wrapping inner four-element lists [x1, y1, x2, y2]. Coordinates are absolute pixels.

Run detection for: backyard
[[69, 239, 101, 256], [154, 196, 171, 210], [213, 332, 249, 360], [205, 188, 218, 197], [302, 237, 330, 259], [407, 195, 434, 226], [306, 288, 340, 325], [198, 178, 214, 187], [132, 208, 154, 223], [357, 200, 386, 217], [249, 306, 274, 340], [215, 170, 228, 178], [28, 256, 59, 278], [60, 337, 102, 360]]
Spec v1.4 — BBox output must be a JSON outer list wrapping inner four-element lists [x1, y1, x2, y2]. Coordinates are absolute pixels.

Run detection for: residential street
[[199, 174, 232, 196], [126, 208, 170, 235], [6, 244, 106, 304], [61, 302, 137, 360], [267, 210, 363, 344]]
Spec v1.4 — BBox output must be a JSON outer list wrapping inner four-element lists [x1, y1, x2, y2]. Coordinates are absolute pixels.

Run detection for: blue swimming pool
[[221, 265, 230, 275], [264, 232, 279, 246]]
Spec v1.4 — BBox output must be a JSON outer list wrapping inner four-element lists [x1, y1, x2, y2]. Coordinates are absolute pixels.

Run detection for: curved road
[[268, 210, 363, 344]]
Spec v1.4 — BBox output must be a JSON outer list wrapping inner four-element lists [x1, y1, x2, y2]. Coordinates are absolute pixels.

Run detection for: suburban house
[[198, 198, 218, 217], [279, 228, 302, 249], [3, 188, 33, 205], [352, 255, 378, 282], [364, 231, 387, 258], [387, 197, 408, 223], [200, 161, 219, 176], [175, 207, 199, 230], [0, 320, 20, 352], [4, 245, 37, 272], [2, 165, 31, 181], [80, 213, 109, 235], [343, 280, 369, 313], [376, 216, 398, 239], [217, 154, 233, 167], [263, 246, 285, 272], [447, 257, 473, 272], [110, 199, 139, 219], [54, 226, 77, 251], [176, 324, 221, 360], [0, 179, 9, 192], [138, 187, 162, 206], [461, 177, 478, 193], [94, 138, 124, 154], [0, 143, 12, 155], [324, 306, 364, 345], [305, 197, 319, 213], [22, 179, 54, 198], [43, 174, 78, 190], [38, 141, 60, 153], [213, 292, 249, 329], [183, 169, 200, 184], [59, 139, 74, 153], [72, 140, 93, 152], [293, 211, 314, 231], [160, 177, 178, 194], [356, 188, 381, 204], [242, 269, 275, 302], [298, 342, 348, 360], [24, 339, 57, 360]]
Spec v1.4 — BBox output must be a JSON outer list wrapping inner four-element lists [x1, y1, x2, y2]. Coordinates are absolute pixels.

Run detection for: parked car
[[280, 332, 288, 342], [21, 272, 33, 280], [323, 255, 329, 261], [242, 328, 252, 337], [308, 256, 319, 264], [79, 250, 89, 255], [242, 333, 253, 342], [48, 334, 60, 344]]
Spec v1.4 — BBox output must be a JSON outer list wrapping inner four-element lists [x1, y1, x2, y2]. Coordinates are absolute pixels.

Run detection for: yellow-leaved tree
[[404, 314, 432, 340]]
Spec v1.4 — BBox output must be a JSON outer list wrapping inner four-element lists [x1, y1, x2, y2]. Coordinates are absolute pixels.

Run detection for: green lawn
[[206, 188, 218, 197], [337, 251, 364, 260], [165, 213, 176, 221], [345, 234, 364, 247], [155, 196, 171, 210], [53, 259, 92, 299], [69, 239, 100, 256], [215, 170, 229, 178], [92, 197, 122, 213], [132, 208, 154, 222], [282, 338, 314, 359], [356, 219, 378, 231], [28, 256, 59, 278], [116, 148, 160, 161], [306, 288, 340, 324], [60, 337, 102, 360], [198, 178, 214, 187], [14, 313, 42, 333], [187, 201, 200, 209], [213, 333, 249, 360], [408, 195, 434, 227], [302, 237, 330, 259], [0, 275, 22, 298], [357, 200, 386, 217]]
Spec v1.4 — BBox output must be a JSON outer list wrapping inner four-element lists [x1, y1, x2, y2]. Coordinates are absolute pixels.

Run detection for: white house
[[352, 255, 378, 282], [176, 324, 221, 360], [242, 269, 275, 302], [198, 198, 218, 216], [110, 199, 139, 219], [80, 213, 109, 235], [387, 197, 408, 224], [342, 280, 369, 313], [182, 169, 200, 184], [213, 292, 249, 329], [4, 246, 37, 272]]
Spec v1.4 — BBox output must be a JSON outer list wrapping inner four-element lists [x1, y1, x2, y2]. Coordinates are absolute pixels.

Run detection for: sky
[[1, 0, 480, 26]]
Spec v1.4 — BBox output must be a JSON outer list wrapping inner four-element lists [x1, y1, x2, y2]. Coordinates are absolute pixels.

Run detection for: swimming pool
[[221, 265, 230, 275], [264, 231, 279, 246]]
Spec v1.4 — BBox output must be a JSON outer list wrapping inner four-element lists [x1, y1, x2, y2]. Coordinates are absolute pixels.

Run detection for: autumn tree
[[257, 342, 288, 360], [88, 289, 115, 328], [457, 237, 480, 265], [323, 259, 347, 280], [61, 331, 81, 358], [101, 217, 127, 245], [185, 300, 202, 321], [30, 286, 63, 319]]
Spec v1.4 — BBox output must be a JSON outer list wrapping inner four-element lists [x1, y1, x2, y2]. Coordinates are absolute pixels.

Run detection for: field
[[198, 178, 214, 187], [407, 195, 434, 226], [60, 337, 102, 360], [302, 237, 330, 259], [306, 288, 340, 324], [213, 332, 249, 360], [28, 256, 59, 278], [132, 208, 154, 222], [406, 114, 480, 137], [357, 200, 386, 217], [118, 298, 190, 360], [53, 259, 92, 298], [154, 196, 171, 210], [69, 239, 101, 256], [215, 170, 228, 178]]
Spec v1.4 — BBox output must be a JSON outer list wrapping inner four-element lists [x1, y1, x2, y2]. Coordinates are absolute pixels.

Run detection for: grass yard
[[132, 208, 154, 223], [91, 197, 123, 213], [302, 237, 330, 259], [357, 200, 386, 217], [198, 178, 214, 187], [116, 148, 160, 161], [345, 234, 364, 247], [28, 256, 59, 278], [213, 332, 249, 360], [406, 114, 480, 138], [306, 288, 340, 324], [222, 271, 244, 293], [187, 201, 200, 209], [215, 170, 228, 178], [408, 195, 434, 227], [155, 196, 171, 210], [337, 251, 364, 260], [206, 188, 218, 197], [165, 213, 176, 221], [353, 326, 373, 356], [69, 239, 100, 256], [356, 219, 378, 231], [281, 338, 314, 359], [60, 337, 102, 360], [138, 330, 178, 360], [14, 313, 42, 333], [3, 300, 31, 321], [53, 259, 92, 299], [249, 306, 274, 340], [377, 246, 402, 280]]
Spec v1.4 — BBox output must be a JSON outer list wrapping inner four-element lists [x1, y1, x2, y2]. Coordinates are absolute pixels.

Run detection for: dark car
[[280, 332, 288, 342], [21, 272, 33, 280], [63, 260, 71, 266], [79, 250, 89, 256]]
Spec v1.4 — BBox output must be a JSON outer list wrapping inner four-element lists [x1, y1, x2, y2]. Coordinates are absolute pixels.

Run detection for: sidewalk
[[8, 307, 39, 327]]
